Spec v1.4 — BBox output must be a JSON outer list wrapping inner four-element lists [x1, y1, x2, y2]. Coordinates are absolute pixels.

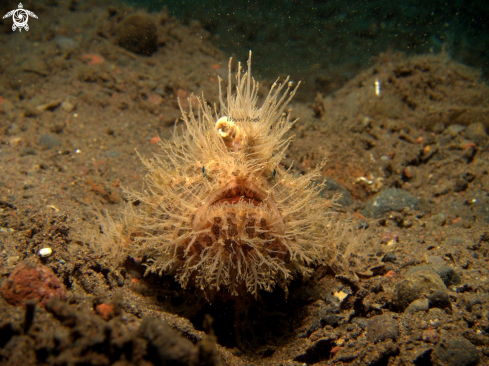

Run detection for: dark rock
[[20, 147, 36, 157], [428, 290, 451, 309], [366, 314, 399, 343], [408, 264, 460, 286], [362, 340, 399, 365], [294, 334, 337, 364], [39, 134, 61, 149], [138, 317, 196, 366], [395, 270, 447, 310], [413, 348, 434, 365], [117, 14, 158, 55], [316, 178, 354, 207], [382, 252, 397, 263], [320, 314, 341, 328], [361, 188, 419, 218], [305, 319, 321, 336], [432, 333, 480, 366], [453, 179, 469, 192], [461, 293, 483, 312], [351, 317, 369, 330]]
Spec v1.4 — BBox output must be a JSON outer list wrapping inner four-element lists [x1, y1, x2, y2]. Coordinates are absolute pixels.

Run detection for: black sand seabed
[[0, 1, 488, 365]]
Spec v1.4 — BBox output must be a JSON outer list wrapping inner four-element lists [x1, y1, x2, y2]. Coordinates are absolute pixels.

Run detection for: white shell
[[38, 247, 53, 258]]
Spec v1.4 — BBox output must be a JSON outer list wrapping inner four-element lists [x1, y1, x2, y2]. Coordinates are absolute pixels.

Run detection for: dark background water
[[123, 0, 489, 95]]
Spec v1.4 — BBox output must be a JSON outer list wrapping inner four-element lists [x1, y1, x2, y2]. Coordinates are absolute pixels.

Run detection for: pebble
[[430, 213, 447, 226], [427, 256, 445, 265], [404, 298, 429, 314], [95, 303, 114, 320], [61, 98, 76, 112], [445, 236, 466, 247], [433, 122, 446, 134], [7, 256, 20, 266], [39, 134, 62, 149], [351, 317, 369, 330], [432, 333, 480, 366], [38, 247, 53, 258], [105, 150, 121, 159], [320, 313, 342, 328], [428, 290, 451, 309], [395, 270, 447, 310], [446, 124, 466, 136], [7, 123, 21, 135], [361, 188, 419, 218], [422, 329, 440, 343], [408, 264, 460, 286], [382, 252, 397, 263], [0, 262, 65, 306], [35, 99, 63, 113], [117, 14, 158, 55], [20, 147, 37, 157], [55, 37, 79, 51], [464, 122, 487, 145], [366, 314, 399, 343], [453, 179, 469, 192]]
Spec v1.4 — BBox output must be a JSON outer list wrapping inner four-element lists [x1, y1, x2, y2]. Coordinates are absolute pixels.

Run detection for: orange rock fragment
[[331, 346, 343, 356], [148, 93, 163, 105], [451, 217, 463, 224], [384, 270, 397, 278], [95, 303, 114, 320], [81, 53, 105, 66], [1, 262, 66, 306], [177, 88, 188, 99]]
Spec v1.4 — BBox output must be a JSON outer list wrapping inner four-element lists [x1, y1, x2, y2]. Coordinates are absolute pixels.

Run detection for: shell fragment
[[38, 247, 53, 258]]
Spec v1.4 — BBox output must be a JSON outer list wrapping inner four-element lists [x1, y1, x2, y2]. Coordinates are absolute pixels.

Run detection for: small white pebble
[[374, 78, 381, 96], [38, 247, 53, 258], [333, 290, 348, 302]]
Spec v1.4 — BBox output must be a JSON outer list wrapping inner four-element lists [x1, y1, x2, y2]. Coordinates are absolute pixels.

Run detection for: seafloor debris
[[1, 261, 66, 306]]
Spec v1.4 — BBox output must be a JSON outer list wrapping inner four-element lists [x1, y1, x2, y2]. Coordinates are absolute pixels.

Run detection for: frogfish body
[[97, 52, 349, 297]]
